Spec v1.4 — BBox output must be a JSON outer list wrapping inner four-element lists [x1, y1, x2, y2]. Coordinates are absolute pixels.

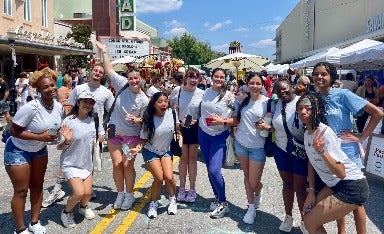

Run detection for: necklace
[[40, 99, 53, 110], [322, 88, 332, 115]]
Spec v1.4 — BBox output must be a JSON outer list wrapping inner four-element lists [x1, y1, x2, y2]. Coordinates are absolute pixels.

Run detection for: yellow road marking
[[89, 156, 180, 234], [113, 157, 180, 233]]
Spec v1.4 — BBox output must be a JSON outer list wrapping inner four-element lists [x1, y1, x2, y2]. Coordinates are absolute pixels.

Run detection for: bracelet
[[223, 118, 227, 126], [306, 187, 315, 193], [64, 140, 71, 145]]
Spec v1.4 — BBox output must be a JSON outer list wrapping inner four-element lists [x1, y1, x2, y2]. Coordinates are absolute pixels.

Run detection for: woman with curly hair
[[296, 92, 369, 234], [4, 67, 64, 234], [312, 62, 383, 233]]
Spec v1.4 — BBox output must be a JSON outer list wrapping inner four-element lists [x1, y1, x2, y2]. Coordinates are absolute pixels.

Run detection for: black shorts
[[331, 179, 369, 206], [181, 121, 199, 145]]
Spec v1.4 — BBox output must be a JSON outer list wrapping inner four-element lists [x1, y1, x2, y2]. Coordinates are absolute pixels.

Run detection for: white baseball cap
[[77, 91, 95, 101]]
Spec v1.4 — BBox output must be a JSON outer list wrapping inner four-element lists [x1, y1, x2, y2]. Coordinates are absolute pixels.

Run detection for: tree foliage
[[167, 33, 224, 65], [63, 24, 93, 71]]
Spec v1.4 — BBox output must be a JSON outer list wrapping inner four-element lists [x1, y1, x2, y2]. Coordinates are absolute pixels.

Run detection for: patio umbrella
[[111, 55, 137, 64], [205, 52, 269, 72]]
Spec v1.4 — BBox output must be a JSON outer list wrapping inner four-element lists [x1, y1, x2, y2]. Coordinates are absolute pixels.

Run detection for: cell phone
[[108, 124, 116, 139], [185, 115, 193, 128]]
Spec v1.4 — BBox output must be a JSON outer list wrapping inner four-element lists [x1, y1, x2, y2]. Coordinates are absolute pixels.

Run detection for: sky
[[135, 0, 300, 61]]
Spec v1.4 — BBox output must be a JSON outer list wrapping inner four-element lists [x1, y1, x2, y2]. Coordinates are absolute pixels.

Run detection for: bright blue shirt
[[321, 88, 368, 168]]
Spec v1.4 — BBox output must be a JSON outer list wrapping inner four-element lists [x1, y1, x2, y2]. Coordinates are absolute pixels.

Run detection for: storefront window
[[41, 0, 47, 27], [24, 0, 31, 21], [4, 0, 12, 15]]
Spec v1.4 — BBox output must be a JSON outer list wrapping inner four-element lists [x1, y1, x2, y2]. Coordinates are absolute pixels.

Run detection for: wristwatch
[[267, 126, 272, 132]]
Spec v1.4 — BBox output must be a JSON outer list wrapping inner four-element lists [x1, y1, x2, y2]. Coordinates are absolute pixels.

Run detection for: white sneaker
[[121, 193, 135, 210], [254, 188, 263, 209], [61, 210, 76, 228], [243, 205, 256, 224], [210, 203, 229, 219], [113, 192, 125, 209], [42, 189, 65, 208], [300, 221, 309, 234], [13, 229, 30, 234], [279, 214, 293, 232], [78, 206, 95, 220], [147, 201, 158, 219], [209, 198, 219, 211], [28, 221, 46, 234], [167, 197, 177, 215]]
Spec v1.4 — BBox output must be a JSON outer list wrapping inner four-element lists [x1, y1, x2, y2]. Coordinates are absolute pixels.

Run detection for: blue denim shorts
[[274, 146, 308, 176], [234, 139, 266, 163], [4, 138, 48, 166], [142, 147, 172, 163]]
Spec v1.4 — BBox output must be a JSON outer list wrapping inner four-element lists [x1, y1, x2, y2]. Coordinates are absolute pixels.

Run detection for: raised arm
[[95, 41, 114, 77]]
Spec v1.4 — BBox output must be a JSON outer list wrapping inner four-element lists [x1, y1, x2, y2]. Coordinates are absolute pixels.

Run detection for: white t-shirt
[[11, 99, 63, 152], [15, 78, 29, 104], [169, 86, 204, 121], [109, 72, 149, 136], [146, 85, 161, 97], [198, 88, 235, 136], [272, 96, 305, 152], [68, 83, 114, 135], [304, 123, 365, 187], [234, 96, 268, 148], [60, 115, 95, 179], [140, 109, 175, 155]]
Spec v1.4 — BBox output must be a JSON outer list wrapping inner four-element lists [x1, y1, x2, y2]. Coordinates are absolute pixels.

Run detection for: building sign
[[367, 11, 384, 33], [120, 0, 135, 32], [121, 16, 135, 31], [14, 26, 85, 48], [121, 0, 134, 13], [99, 37, 150, 60]]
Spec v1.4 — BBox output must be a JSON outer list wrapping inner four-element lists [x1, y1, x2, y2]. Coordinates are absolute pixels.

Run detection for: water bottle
[[260, 112, 273, 138], [122, 142, 133, 160], [49, 123, 60, 134]]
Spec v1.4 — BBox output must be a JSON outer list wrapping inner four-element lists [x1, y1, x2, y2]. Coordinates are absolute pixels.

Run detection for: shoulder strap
[[93, 113, 99, 139], [281, 102, 292, 138], [103, 82, 130, 129]]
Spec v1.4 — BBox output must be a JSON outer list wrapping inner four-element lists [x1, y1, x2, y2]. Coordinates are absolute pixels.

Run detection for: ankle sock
[[16, 227, 27, 234]]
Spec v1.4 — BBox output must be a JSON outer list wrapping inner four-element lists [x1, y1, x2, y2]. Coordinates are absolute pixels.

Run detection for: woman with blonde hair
[[4, 67, 64, 234], [57, 74, 73, 115]]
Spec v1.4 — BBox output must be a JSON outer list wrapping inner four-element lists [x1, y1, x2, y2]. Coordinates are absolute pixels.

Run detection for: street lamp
[[7, 28, 17, 116]]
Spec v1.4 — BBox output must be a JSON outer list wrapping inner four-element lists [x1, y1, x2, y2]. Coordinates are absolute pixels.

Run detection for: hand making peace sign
[[312, 126, 327, 153]]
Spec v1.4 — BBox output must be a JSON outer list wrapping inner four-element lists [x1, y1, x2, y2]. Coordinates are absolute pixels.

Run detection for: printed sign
[[120, 16, 135, 31], [364, 134, 384, 181], [120, 0, 134, 13], [99, 37, 150, 60]]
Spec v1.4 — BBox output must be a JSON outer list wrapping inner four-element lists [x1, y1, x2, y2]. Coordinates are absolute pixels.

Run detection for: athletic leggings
[[198, 127, 229, 203]]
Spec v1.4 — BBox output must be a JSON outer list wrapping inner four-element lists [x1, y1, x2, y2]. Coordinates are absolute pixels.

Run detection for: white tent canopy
[[205, 52, 269, 72], [111, 55, 136, 64], [340, 43, 384, 70], [290, 47, 340, 69], [323, 39, 383, 66]]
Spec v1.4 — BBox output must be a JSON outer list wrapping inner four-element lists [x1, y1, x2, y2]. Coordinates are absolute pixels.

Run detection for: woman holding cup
[[198, 68, 235, 219]]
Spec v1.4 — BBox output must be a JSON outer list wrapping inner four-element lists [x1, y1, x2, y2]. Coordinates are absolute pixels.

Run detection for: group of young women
[[4, 52, 383, 234]]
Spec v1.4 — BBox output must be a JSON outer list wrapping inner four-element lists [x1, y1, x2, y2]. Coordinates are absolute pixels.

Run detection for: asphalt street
[[0, 141, 383, 234]]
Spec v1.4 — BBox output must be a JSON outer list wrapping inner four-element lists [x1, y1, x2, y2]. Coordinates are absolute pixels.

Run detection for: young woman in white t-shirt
[[4, 67, 63, 234], [296, 92, 369, 233], [57, 91, 98, 228], [169, 67, 204, 203], [232, 73, 269, 225], [97, 41, 150, 211], [131, 92, 179, 219]]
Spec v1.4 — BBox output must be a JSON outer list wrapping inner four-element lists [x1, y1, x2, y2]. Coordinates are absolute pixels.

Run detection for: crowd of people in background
[[1, 42, 384, 234]]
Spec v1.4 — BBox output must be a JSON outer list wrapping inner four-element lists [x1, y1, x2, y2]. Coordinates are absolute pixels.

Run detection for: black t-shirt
[[0, 81, 9, 101]]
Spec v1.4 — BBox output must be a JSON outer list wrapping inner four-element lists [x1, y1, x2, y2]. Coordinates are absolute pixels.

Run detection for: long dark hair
[[142, 92, 168, 143], [211, 68, 227, 102], [237, 72, 263, 122], [312, 62, 338, 86], [294, 91, 328, 130], [68, 99, 94, 118]]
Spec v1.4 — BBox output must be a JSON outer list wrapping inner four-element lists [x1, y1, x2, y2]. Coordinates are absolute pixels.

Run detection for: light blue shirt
[[321, 88, 368, 167]]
